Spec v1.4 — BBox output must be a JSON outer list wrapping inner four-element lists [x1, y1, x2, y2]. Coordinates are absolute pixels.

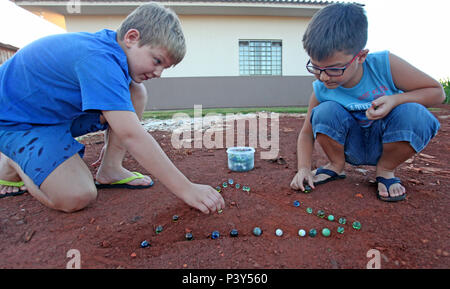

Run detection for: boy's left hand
[[365, 96, 396, 120]]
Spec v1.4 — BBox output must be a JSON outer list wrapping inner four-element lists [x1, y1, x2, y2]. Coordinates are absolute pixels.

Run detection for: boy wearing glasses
[[290, 3, 445, 202]]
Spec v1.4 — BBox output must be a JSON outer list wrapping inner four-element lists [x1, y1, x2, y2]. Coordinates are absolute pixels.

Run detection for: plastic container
[[226, 147, 255, 172]]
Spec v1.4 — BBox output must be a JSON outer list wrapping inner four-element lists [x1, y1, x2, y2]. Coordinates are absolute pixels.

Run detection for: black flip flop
[[313, 167, 346, 186]]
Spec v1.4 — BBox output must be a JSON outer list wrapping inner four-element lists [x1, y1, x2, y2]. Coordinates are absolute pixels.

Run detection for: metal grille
[[239, 40, 282, 76]]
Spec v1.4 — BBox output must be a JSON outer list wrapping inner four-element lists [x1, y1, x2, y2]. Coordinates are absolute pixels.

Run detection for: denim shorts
[[310, 101, 440, 166], [0, 113, 107, 187]]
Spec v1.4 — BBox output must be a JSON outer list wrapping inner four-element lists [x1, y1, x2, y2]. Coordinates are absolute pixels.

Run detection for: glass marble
[[298, 229, 306, 237], [155, 225, 163, 234], [321, 228, 331, 237], [327, 215, 335, 222], [275, 229, 283, 237], [235, 184, 240, 189], [337, 227, 345, 234], [293, 200, 301, 207], [317, 210, 325, 218], [306, 207, 313, 214], [185, 232, 193, 240], [140, 240, 150, 248], [230, 229, 238, 237], [338, 217, 347, 225], [309, 229, 317, 237], [253, 227, 262, 236], [352, 221, 361, 230], [211, 230, 220, 239]]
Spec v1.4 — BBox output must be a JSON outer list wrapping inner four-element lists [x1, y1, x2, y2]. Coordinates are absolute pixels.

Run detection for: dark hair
[[302, 3, 368, 61]]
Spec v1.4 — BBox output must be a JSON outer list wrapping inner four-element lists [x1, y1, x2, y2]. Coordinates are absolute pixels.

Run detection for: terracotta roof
[[0, 42, 19, 51]]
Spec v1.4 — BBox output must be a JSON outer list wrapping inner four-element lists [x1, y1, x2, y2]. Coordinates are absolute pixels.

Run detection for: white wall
[[65, 14, 312, 77]]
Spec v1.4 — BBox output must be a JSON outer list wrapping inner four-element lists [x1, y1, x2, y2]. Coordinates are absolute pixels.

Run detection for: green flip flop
[[0, 180, 27, 199], [95, 172, 154, 190]]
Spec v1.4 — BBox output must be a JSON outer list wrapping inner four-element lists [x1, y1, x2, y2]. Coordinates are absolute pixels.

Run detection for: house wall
[[64, 13, 314, 110]]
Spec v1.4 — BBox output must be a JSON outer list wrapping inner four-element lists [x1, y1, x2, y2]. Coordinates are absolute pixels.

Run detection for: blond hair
[[117, 2, 186, 64]]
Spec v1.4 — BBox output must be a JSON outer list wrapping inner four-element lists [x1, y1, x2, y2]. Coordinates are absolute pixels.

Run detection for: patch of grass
[[142, 107, 308, 120], [440, 77, 450, 104]]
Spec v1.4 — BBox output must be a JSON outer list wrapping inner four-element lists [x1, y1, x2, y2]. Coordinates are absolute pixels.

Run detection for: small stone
[[309, 229, 317, 237], [130, 252, 137, 258], [293, 200, 300, 207], [306, 207, 313, 214], [172, 215, 179, 222], [230, 229, 238, 237], [337, 227, 345, 234], [327, 215, 335, 222], [298, 229, 306, 237], [211, 230, 220, 240], [338, 217, 347, 225], [317, 210, 325, 218], [275, 229, 283, 237], [252, 227, 262, 236], [140, 240, 150, 248], [352, 221, 362, 230], [185, 232, 193, 241], [155, 225, 163, 234], [235, 184, 240, 189], [322, 228, 331, 237], [228, 179, 234, 185]]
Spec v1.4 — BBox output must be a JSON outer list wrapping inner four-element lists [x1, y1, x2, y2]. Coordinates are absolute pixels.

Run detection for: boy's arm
[[101, 110, 225, 214], [290, 92, 320, 191], [366, 53, 445, 120]]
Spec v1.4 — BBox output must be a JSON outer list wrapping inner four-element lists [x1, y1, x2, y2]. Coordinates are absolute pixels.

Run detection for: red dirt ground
[[0, 105, 449, 269]]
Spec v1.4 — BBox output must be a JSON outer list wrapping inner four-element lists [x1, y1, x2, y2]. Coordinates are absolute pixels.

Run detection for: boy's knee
[[55, 189, 97, 213], [389, 103, 438, 129], [311, 101, 349, 126]]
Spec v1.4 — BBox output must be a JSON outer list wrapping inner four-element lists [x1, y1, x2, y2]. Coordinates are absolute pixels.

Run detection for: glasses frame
[[306, 51, 362, 77]]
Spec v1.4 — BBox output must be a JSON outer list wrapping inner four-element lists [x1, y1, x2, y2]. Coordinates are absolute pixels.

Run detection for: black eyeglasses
[[306, 51, 361, 77]]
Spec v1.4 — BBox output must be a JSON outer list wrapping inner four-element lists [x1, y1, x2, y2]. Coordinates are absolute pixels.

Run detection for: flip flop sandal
[[313, 167, 346, 186], [95, 172, 154, 190], [376, 176, 407, 202], [0, 180, 27, 199]]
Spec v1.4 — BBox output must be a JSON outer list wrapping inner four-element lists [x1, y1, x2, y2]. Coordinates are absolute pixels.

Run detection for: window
[[239, 40, 282, 76]]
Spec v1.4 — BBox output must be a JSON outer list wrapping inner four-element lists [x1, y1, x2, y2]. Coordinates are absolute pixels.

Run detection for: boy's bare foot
[[0, 154, 27, 197], [376, 170, 406, 199]]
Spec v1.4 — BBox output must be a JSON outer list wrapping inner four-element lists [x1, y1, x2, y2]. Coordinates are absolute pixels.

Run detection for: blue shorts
[[310, 101, 440, 166], [0, 113, 107, 187]]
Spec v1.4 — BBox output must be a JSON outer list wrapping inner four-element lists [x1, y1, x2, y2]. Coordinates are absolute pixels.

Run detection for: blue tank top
[[313, 50, 403, 127], [0, 29, 134, 130]]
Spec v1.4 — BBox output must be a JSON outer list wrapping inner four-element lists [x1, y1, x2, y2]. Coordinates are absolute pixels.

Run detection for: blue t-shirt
[[0, 29, 134, 129], [313, 50, 403, 127]]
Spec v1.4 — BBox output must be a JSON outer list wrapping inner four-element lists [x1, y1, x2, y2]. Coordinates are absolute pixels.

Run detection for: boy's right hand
[[290, 168, 315, 192], [178, 183, 225, 214]]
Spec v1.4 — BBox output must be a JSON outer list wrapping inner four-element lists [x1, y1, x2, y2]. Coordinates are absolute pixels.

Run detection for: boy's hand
[[177, 183, 225, 214], [290, 168, 315, 192], [365, 96, 396, 120]]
